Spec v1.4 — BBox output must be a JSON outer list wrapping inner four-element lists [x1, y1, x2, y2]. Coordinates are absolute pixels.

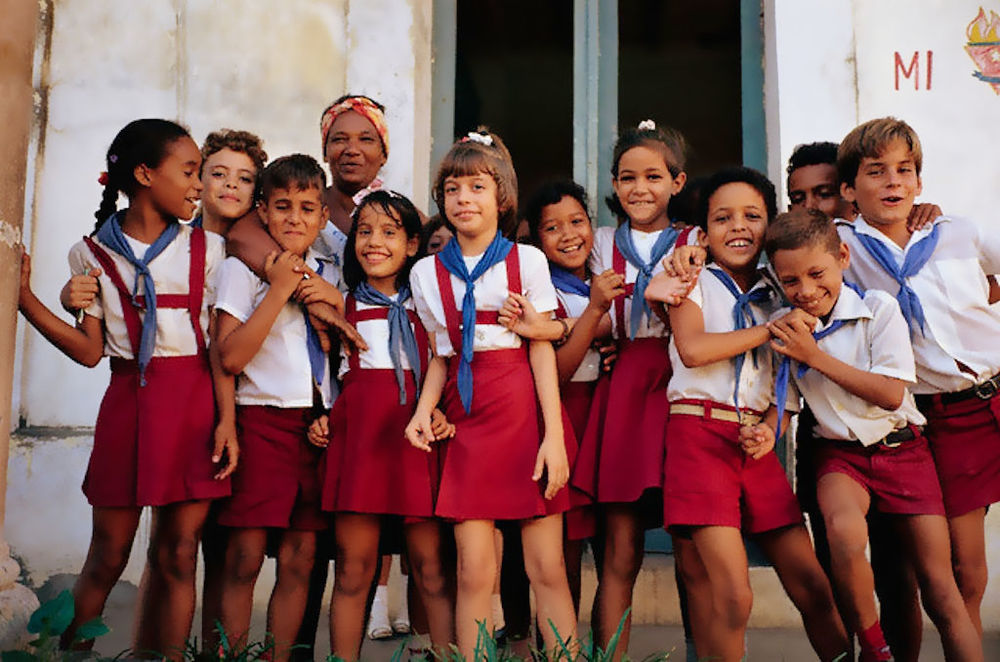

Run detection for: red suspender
[[344, 294, 430, 375], [555, 299, 568, 319], [82, 227, 207, 356], [611, 242, 635, 338], [433, 245, 522, 353]]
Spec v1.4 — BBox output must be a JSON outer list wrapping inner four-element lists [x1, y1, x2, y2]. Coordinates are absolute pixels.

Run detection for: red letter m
[[895, 51, 920, 90]]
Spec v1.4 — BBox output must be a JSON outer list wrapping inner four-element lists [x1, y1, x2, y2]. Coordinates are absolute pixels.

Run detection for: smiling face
[[259, 185, 326, 256], [841, 139, 922, 229], [536, 195, 593, 275], [612, 145, 686, 231], [146, 136, 203, 220], [771, 242, 850, 319], [442, 172, 500, 241], [201, 147, 257, 221], [787, 163, 853, 221], [705, 182, 769, 277], [324, 110, 387, 192], [354, 205, 419, 293]]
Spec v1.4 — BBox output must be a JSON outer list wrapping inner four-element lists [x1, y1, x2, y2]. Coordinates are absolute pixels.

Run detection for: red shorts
[[218, 406, 327, 531], [663, 406, 802, 534], [815, 431, 945, 516], [917, 393, 1000, 518]]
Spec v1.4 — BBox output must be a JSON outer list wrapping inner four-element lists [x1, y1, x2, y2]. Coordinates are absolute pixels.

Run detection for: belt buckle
[[974, 378, 999, 400], [880, 437, 903, 448]]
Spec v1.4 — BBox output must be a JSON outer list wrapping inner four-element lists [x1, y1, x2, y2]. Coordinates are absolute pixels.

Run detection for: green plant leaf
[[27, 589, 75, 636], [74, 616, 110, 641]]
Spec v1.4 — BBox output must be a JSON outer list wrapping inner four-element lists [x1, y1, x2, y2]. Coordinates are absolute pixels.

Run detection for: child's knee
[[951, 558, 987, 602], [408, 553, 447, 598], [227, 544, 265, 585], [523, 551, 568, 591], [714, 583, 753, 627], [149, 533, 200, 581], [823, 511, 867, 557], [601, 544, 642, 584], [456, 554, 495, 596], [335, 551, 377, 596]]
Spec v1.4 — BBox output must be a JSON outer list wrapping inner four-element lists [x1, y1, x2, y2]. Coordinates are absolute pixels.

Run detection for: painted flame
[[967, 7, 1000, 43]]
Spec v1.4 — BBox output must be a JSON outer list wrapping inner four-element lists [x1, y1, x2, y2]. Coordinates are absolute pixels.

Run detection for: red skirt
[[436, 349, 550, 521], [218, 406, 327, 531], [321, 369, 436, 518], [919, 394, 1000, 517], [571, 338, 671, 509], [562, 380, 598, 540], [85, 355, 230, 507]]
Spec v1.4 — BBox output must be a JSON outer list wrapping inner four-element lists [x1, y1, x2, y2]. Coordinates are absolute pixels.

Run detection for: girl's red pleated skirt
[[84, 354, 230, 507], [561, 380, 598, 540], [571, 338, 671, 516], [321, 369, 437, 518], [436, 348, 554, 521], [218, 405, 327, 531]]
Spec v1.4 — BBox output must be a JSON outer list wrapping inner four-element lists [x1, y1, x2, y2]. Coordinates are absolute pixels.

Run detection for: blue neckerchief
[[303, 260, 327, 390], [772, 281, 865, 438], [614, 222, 679, 339], [437, 232, 514, 414], [706, 267, 772, 412], [95, 211, 180, 386], [549, 265, 590, 298], [352, 282, 423, 405], [189, 215, 203, 229], [850, 222, 940, 337]]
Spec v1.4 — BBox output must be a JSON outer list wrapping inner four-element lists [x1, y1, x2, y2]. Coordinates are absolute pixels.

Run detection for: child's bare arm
[[529, 340, 568, 499], [405, 352, 448, 452], [499, 293, 564, 341], [225, 208, 279, 279], [216, 251, 303, 375], [18, 250, 104, 367], [768, 313, 906, 410], [668, 298, 771, 368], [208, 313, 239, 480]]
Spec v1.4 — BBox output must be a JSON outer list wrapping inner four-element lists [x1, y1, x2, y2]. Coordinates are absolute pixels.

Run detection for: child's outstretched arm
[[405, 349, 449, 452], [18, 249, 104, 367], [208, 313, 239, 480], [554, 269, 623, 383], [768, 310, 906, 410], [669, 295, 771, 368], [529, 339, 568, 499], [216, 251, 304, 375]]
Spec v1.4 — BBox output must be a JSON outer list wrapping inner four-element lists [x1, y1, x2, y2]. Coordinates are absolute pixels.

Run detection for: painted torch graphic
[[966, 7, 1000, 94]]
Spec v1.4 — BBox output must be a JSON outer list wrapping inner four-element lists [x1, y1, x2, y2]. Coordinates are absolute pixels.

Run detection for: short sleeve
[[409, 255, 451, 356], [971, 218, 1000, 275], [864, 290, 917, 383], [214, 257, 261, 324], [203, 232, 226, 309], [67, 240, 104, 320], [590, 226, 615, 274], [684, 270, 706, 310], [518, 245, 558, 314]]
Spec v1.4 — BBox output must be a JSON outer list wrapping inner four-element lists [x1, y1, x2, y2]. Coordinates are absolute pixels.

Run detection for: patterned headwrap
[[320, 96, 389, 157]]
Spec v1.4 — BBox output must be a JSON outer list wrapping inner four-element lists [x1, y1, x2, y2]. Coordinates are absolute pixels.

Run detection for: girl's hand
[[767, 309, 820, 366], [212, 420, 239, 480], [534, 434, 569, 500], [405, 410, 437, 452], [294, 269, 345, 309], [307, 414, 330, 448], [306, 302, 368, 355], [264, 251, 305, 299], [738, 422, 775, 460], [589, 269, 627, 313], [59, 268, 102, 313], [430, 407, 456, 440], [907, 203, 942, 232], [645, 268, 699, 306], [667, 244, 708, 281], [596, 340, 618, 373], [498, 292, 555, 340]]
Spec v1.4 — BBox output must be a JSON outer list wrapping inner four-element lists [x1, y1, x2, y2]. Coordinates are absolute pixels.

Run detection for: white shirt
[[214, 249, 338, 408], [667, 268, 795, 414], [775, 287, 925, 446], [409, 244, 558, 357], [838, 216, 1000, 394], [590, 226, 669, 339], [338, 295, 421, 379], [555, 288, 600, 383], [68, 224, 225, 359]]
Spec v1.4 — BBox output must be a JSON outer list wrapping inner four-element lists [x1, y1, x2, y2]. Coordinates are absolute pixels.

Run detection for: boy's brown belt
[[915, 372, 1000, 408]]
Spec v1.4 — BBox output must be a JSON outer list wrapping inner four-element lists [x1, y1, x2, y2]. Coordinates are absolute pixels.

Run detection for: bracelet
[[555, 318, 571, 344]]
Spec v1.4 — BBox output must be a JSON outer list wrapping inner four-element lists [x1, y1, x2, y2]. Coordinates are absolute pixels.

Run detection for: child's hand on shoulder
[[264, 251, 305, 298], [405, 409, 437, 452], [307, 414, 330, 448], [589, 269, 626, 313], [907, 202, 942, 232], [499, 292, 552, 339], [645, 267, 699, 306], [768, 308, 820, 366], [430, 407, 456, 440], [59, 268, 102, 313], [534, 433, 569, 500], [666, 243, 707, 281], [739, 422, 775, 460]]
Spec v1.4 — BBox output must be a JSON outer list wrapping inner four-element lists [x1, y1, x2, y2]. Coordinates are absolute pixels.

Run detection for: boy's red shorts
[[815, 429, 945, 516], [663, 404, 802, 534]]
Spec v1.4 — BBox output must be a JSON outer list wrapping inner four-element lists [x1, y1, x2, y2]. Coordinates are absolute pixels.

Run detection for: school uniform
[[409, 240, 562, 521], [554, 283, 601, 540], [320, 292, 437, 519], [67, 220, 229, 507], [777, 286, 943, 515], [662, 268, 802, 534], [838, 216, 1000, 517], [570, 224, 685, 520], [213, 249, 340, 531]]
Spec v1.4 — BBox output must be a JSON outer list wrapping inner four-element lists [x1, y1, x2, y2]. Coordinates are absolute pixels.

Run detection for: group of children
[[15, 98, 998, 662]]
